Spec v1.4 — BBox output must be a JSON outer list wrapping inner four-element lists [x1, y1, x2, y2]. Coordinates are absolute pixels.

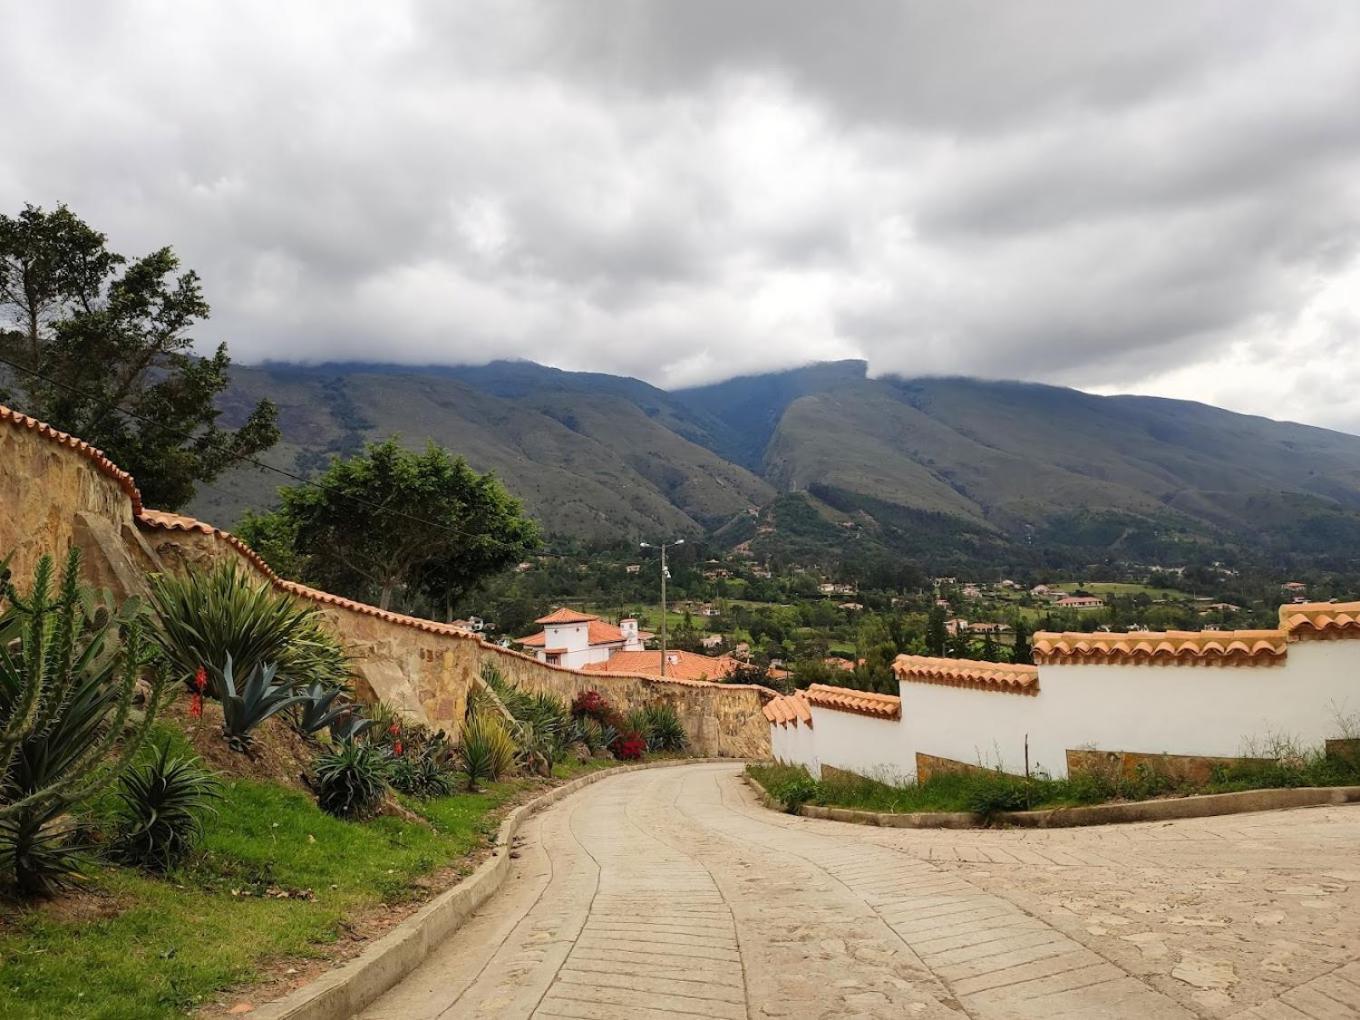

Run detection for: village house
[[624, 564, 641, 574], [944, 618, 970, 635], [968, 621, 1010, 634], [818, 582, 856, 596], [1282, 581, 1308, 593], [838, 602, 865, 612], [1055, 595, 1104, 610], [516, 608, 651, 669], [700, 634, 724, 650]]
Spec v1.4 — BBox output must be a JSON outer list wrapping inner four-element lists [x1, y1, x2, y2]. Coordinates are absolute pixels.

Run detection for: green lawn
[[0, 737, 617, 1019], [1054, 581, 1191, 599]]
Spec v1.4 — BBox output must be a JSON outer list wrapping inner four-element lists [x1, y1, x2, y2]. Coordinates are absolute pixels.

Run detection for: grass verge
[[0, 731, 622, 1020], [749, 747, 1360, 820]]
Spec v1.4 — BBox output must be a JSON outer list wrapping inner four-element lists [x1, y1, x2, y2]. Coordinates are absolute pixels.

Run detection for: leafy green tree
[[1011, 618, 1033, 664], [0, 204, 279, 509], [239, 438, 540, 614]]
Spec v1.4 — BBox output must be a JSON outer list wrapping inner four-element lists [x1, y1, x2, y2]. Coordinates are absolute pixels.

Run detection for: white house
[[517, 608, 649, 669]]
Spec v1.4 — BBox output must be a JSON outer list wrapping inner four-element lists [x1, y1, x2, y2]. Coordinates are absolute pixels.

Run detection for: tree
[[239, 439, 540, 614], [0, 204, 278, 509], [1011, 618, 1033, 664], [925, 605, 947, 656]]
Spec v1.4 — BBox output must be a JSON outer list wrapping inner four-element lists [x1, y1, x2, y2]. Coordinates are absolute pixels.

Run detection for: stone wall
[[1, 403, 770, 757]]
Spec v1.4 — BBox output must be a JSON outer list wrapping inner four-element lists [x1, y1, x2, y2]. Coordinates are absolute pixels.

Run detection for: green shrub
[[482, 668, 573, 765], [214, 657, 310, 752], [774, 773, 818, 813], [459, 715, 516, 791], [0, 549, 168, 895], [148, 564, 351, 693], [964, 773, 1033, 817], [388, 743, 456, 798], [576, 717, 607, 754], [311, 741, 390, 818], [293, 681, 355, 737], [641, 703, 687, 752], [112, 742, 222, 871]]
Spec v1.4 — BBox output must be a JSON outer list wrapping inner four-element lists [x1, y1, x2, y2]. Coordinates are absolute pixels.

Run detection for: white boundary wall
[[772, 638, 1360, 781]]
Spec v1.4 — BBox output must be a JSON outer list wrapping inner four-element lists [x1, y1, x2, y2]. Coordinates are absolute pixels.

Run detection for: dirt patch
[[164, 697, 316, 791], [0, 885, 133, 932]]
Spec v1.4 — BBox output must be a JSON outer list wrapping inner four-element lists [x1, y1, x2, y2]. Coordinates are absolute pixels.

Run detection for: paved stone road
[[361, 763, 1360, 1019]]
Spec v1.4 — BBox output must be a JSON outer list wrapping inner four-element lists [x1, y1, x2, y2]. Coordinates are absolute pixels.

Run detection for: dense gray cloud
[[2, 1, 1358, 429]]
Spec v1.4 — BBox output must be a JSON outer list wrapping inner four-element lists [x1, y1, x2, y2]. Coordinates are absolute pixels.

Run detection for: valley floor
[[361, 762, 1360, 1019]]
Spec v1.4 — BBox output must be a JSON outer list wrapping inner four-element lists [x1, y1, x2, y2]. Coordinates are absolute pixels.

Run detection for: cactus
[[0, 549, 167, 894]]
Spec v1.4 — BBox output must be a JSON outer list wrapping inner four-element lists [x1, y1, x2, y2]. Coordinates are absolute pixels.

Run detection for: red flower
[[388, 722, 401, 736], [189, 692, 203, 719], [194, 666, 208, 693], [393, 740, 403, 756], [613, 732, 646, 761]]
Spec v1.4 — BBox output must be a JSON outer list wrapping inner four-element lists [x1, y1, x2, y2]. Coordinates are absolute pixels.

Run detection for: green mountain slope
[[197, 359, 1360, 568], [196, 363, 774, 538]]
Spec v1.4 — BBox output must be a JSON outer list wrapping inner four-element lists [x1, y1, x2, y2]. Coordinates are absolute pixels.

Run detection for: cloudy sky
[[4, 2, 1359, 429]]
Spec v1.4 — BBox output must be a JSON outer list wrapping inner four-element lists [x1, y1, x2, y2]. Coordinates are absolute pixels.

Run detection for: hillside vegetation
[[198, 360, 1360, 569]]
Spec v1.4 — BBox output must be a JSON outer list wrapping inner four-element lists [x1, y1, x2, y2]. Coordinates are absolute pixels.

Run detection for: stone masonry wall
[[2, 405, 770, 757]]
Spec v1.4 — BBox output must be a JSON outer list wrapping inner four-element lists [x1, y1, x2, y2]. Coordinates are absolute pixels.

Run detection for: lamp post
[[640, 538, 684, 677]]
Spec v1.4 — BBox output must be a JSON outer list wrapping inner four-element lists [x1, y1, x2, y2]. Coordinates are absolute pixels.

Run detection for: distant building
[[581, 649, 760, 682], [945, 618, 970, 635], [700, 634, 724, 649], [516, 609, 650, 669], [625, 564, 641, 574], [969, 621, 1011, 634], [1055, 596, 1104, 610], [838, 602, 865, 611], [1282, 581, 1308, 592]]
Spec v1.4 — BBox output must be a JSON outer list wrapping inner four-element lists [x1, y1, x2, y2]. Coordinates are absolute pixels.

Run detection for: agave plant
[[148, 563, 351, 693], [112, 742, 222, 871], [642, 703, 687, 752], [0, 550, 167, 895], [311, 741, 390, 818], [293, 681, 353, 737], [388, 740, 456, 798], [459, 714, 516, 791], [328, 710, 372, 744], [214, 655, 310, 752]]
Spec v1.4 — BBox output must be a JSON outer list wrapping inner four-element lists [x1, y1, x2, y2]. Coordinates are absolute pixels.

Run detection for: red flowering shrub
[[613, 732, 647, 761], [572, 690, 614, 722]]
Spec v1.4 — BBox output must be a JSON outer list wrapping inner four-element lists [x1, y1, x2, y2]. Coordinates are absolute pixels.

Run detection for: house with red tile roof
[[516, 608, 651, 669]]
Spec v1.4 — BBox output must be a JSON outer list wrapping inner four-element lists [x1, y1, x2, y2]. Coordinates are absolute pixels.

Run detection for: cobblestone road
[[361, 763, 1360, 1019]]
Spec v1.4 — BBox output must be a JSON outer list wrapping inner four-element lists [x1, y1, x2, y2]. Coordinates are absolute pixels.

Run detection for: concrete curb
[[743, 773, 1360, 829], [254, 757, 738, 1020]]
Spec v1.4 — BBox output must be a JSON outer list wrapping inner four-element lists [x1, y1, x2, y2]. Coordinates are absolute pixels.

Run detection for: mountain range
[[200, 359, 1360, 569]]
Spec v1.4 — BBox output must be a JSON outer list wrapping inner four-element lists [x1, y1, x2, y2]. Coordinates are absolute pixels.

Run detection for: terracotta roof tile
[[580, 649, 743, 682], [1280, 601, 1360, 640], [2, 404, 143, 515], [804, 683, 901, 720], [762, 691, 813, 727], [535, 608, 598, 624], [892, 655, 1039, 695], [1032, 629, 1287, 666]]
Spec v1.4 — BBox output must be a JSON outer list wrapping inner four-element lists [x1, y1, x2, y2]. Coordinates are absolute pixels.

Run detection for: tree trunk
[[379, 583, 394, 611]]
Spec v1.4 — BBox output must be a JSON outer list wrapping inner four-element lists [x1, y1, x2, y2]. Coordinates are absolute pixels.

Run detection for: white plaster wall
[[811, 707, 912, 784], [770, 722, 820, 777], [791, 640, 1360, 784], [896, 682, 1048, 777]]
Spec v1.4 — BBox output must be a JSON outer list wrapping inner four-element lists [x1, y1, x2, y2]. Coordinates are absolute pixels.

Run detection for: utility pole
[[641, 538, 684, 677]]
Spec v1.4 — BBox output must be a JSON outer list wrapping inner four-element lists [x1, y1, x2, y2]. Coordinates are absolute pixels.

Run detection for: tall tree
[[925, 604, 948, 656], [1011, 618, 1033, 665], [0, 204, 278, 509], [239, 439, 540, 614]]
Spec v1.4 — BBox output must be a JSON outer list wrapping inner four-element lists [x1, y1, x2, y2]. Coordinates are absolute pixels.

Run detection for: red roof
[[534, 608, 599, 625], [581, 649, 743, 682]]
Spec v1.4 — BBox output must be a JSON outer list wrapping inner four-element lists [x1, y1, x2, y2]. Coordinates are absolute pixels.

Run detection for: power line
[[0, 351, 526, 546]]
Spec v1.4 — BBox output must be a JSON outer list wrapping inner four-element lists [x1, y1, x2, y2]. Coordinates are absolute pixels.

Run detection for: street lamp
[[640, 539, 684, 677]]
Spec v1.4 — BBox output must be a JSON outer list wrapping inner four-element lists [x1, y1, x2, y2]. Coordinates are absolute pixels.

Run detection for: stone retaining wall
[[0, 403, 770, 757]]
